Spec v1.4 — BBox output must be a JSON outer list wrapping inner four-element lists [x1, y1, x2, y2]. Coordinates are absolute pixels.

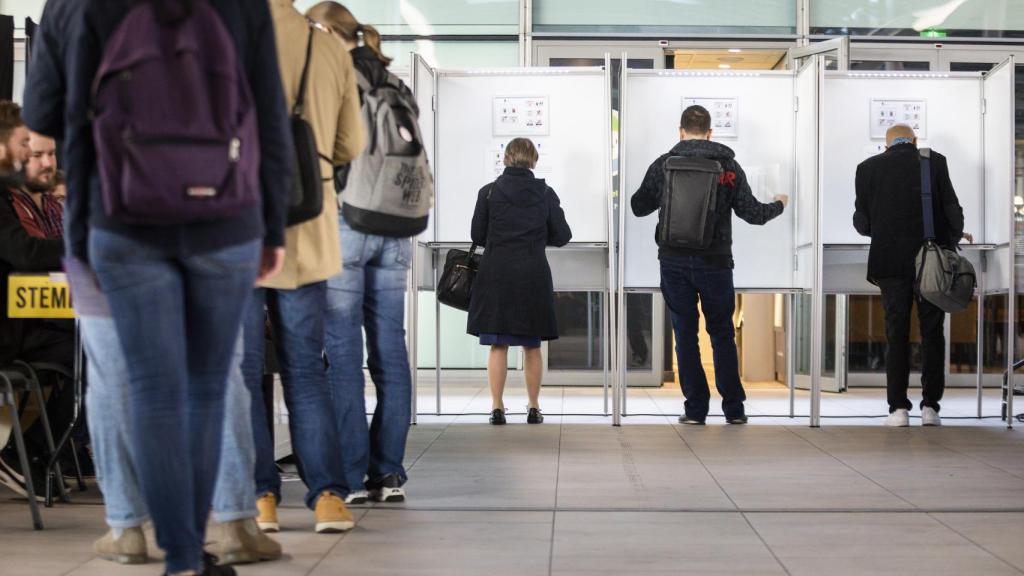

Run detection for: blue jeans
[[660, 256, 746, 421], [82, 317, 258, 528], [325, 220, 412, 492], [241, 283, 346, 509], [89, 229, 260, 574]]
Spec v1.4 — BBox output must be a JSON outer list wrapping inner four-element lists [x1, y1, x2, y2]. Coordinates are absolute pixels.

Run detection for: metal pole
[[614, 52, 627, 426], [435, 256, 442, 416], [587, 292, 594, 368], [809, 56, 823, 428], [603, 290, 610, 415], [977, 252, 985, 419], [1007, 56, 1017, 430], [408, 52, 419, 425], [787, 292, 796, 418]]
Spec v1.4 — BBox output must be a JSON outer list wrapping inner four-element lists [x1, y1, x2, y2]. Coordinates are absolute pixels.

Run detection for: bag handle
[[919, 148, 936, 242], [292, 21, 315, 117]]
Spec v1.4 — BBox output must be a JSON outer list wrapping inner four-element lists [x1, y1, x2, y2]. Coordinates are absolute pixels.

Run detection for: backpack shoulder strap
[[919, 148, 936, 241], [293, 21, 315, 117]]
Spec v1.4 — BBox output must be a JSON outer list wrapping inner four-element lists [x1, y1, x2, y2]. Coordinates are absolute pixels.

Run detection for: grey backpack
[[341, 70, 433, 238], [658, 157, 722, 249], [914, 148, 976, 313]]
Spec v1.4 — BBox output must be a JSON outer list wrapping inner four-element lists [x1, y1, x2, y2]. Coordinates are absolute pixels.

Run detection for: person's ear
[[913, 137, 918, 146], [706, 129, 713, 141], [679, 127, 686, 140]]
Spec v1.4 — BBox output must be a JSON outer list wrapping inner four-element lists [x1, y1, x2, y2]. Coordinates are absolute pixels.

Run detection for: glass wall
[[532, 0, 797, 35], [295, 0, 519, 35], [811, 0, 1024, 38], [383, 40, 519, 69]]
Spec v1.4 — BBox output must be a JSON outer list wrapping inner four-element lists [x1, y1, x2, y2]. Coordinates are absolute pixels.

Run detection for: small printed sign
[[682, 97, 739, 138], [7, 273, 75, 319]]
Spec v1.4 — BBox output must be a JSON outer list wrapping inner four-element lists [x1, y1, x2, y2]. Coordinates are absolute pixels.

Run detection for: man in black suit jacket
[[854, 124, 965, 427]]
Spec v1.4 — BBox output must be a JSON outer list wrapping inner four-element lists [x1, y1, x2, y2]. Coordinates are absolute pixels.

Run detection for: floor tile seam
[[739, 510, 794, 576], [666, 421, 741, 512], [550, 402, 565, 576], [777, 423, 922, 511], [918, 437, 1024, 481], [404, 400, 463, 473], [926, 512, 1024, 575], [350, 506, 1024, 514]]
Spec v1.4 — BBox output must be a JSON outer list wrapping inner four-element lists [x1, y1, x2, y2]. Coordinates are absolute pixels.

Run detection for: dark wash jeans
[[660, 255, 746, 421], [877, 277, 946, 413], [89, 228, 260, 574], [241, 283, 347, 509]]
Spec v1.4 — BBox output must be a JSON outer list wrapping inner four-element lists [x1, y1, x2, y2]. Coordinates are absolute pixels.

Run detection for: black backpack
[[657, 157, 722, 249], [286, 22, 324, 226]]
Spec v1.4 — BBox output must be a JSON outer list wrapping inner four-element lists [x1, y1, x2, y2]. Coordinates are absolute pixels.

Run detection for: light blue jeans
[[82, 316, 257, 529], [324, 219, 412, 493]]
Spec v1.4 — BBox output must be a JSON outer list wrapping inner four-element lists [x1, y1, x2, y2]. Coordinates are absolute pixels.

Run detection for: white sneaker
[[344, 490, 370, 505], [885, 409, 910, 427], [921, 406, 941, 427]]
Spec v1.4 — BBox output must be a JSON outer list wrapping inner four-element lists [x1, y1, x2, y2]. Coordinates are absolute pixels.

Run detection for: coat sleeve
[[546, 188, 572, 247], [935, 154, 965, 246], [631, 157, 664, 217], [21, 0, 66, 139], [470, 185, 491, 246], [853, 162, 872, 238], [248, 2, 291, 249], [731, 164, 783, 225], [0, 199, 64, 271], [333, 50, 366, 165]]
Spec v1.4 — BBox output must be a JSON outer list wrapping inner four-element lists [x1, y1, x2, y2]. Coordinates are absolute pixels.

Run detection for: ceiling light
[[728, 48, 743, 53], [718, 64, 732, 69]]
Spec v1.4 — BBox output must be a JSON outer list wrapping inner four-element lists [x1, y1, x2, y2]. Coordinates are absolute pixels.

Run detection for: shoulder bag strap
[[919, 148, 936, 242], [292, 21, 315, 117]]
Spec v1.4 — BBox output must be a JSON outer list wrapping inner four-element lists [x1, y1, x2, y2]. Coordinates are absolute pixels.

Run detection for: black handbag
[[437, 245, 481, 311], [287, 23, 324, 226]]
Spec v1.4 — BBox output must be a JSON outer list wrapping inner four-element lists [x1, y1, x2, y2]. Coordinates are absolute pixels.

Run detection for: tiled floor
[[2, 387, 1024, 575]]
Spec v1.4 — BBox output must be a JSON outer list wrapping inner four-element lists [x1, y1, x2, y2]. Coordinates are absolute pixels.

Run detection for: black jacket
[[854, 144, 965, 283], [22, 0, 292, 261], [467, 168, 572, 340], [631, 139, 784, 268], [0, 173, 64, 363]]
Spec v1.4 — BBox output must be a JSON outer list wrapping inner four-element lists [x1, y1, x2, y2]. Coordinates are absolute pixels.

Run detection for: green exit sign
[[920, 29, 948, 38]]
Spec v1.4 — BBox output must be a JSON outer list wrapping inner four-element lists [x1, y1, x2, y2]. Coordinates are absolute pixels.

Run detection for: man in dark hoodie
[[631, 105, 788, 425]]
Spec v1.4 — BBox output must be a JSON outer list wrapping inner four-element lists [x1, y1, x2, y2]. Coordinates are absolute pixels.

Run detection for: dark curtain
[[0, 15, 13, 101]]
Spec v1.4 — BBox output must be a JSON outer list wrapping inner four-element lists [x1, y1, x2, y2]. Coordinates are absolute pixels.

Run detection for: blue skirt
[[479, 333, 542, 349]]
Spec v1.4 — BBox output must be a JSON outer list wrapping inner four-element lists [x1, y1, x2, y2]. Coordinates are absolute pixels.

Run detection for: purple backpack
[[91, 0, 260, 225]]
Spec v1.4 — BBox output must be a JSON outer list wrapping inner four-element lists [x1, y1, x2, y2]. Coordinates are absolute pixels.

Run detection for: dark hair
[[307, 2, 393, 67], [146, 0, 194, 25], [0, 100, 24, 145], [680, 105, 712, 135]]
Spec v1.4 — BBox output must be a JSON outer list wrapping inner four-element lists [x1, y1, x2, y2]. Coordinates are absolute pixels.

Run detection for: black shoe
[[368, 474, 406, 503], [727, 415, 749, 425], [0, 447, 49, 502], [490, 409, 507, 425], [678, 415, 706, 426], [527, 408, 544, 424]]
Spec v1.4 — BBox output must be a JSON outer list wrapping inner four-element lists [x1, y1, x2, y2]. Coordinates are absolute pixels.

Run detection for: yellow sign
[[6, 273, 75, 319]]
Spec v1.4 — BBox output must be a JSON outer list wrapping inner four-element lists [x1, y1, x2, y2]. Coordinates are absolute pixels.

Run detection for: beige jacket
[[263, 0, 365, 289]]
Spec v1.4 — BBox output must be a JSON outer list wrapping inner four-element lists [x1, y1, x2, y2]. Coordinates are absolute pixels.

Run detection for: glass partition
[[811, 0, 1024, 38], [533, 0, 796, 35], [295, 0, 519, 35], [384, 41, 519, 69]]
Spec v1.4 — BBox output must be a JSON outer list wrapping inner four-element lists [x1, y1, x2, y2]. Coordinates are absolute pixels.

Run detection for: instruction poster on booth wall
[[682, 97, 738, 138], [493, 96, 549, 137], [870, 99, 927, 139]]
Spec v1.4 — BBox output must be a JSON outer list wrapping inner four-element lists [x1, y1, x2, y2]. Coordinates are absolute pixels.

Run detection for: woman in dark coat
[[467, 137, 572, 425]]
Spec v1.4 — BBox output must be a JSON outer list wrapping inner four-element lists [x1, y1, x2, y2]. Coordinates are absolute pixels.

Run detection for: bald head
[[886, 124, 917, 147]]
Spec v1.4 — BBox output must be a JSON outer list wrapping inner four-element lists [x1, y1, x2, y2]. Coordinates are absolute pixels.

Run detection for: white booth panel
[[795, 59, 821, 291], [412, 54, 437, 242], [984, 60, 1015, 247], [822, 74, 984, 246], [434, 69, 610, 243], [623, 71, 795, 290], [986, 246, 1012, 294]]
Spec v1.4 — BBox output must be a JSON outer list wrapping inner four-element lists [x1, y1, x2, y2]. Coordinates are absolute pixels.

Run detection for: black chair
[[1002, 358, 1024, 423], [21, 360, 86, 505], [0, 364, 51, 529]]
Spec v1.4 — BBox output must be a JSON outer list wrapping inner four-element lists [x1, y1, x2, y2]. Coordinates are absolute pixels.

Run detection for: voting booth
[[413, 59, 615, 416]]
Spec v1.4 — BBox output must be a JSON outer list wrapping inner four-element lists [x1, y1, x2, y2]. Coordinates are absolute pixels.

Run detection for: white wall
[[1, 0, 45, 29]]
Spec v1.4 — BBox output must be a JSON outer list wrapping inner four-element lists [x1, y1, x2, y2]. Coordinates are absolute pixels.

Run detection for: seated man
[[11, 131, 63, 239], [0, 101, 74, 499]]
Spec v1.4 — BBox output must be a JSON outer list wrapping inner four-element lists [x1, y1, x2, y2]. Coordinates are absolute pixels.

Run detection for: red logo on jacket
[[719, 171, 737, 187]]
